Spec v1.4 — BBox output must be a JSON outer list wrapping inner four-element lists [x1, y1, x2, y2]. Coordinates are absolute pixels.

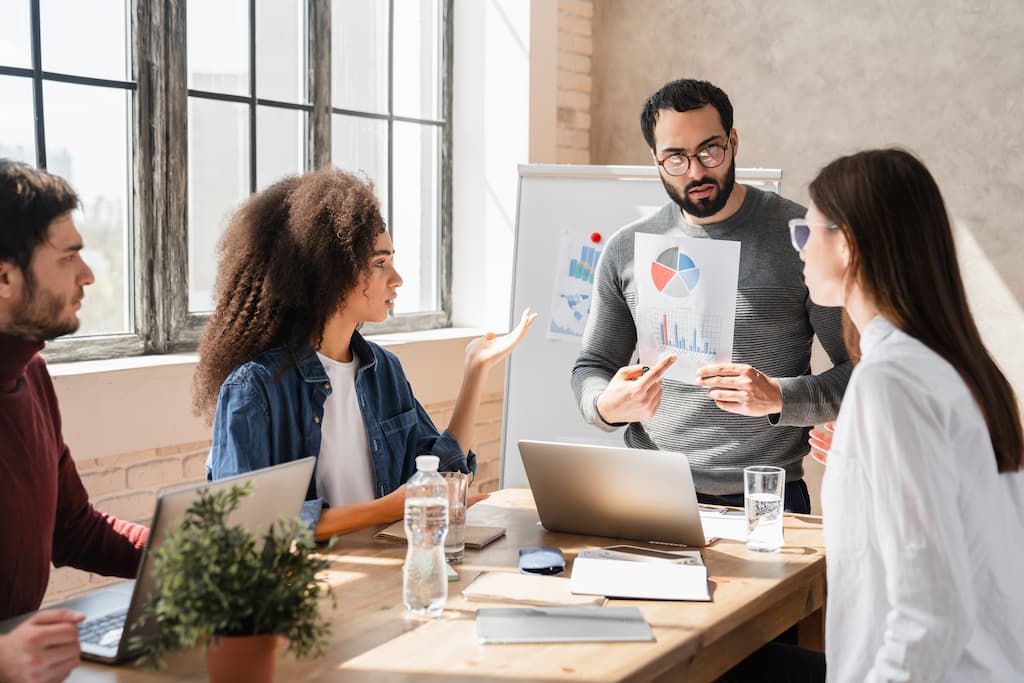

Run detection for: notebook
[[518, 440, 708, 546], [375, 520, 506, 548], [569, 556, 711, 601], [462, 572, 604, 606], [0, 458, 315, 664]]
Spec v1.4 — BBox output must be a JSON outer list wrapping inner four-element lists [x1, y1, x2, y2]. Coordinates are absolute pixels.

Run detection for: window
[[0, 0, 451, 361], [0, 0, 135, 353], [186, 0, 310, 312], [332, 0, 449, 330]]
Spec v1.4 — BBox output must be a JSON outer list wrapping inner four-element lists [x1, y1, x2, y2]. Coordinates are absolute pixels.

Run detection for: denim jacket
[[206, 331, 475, 526]]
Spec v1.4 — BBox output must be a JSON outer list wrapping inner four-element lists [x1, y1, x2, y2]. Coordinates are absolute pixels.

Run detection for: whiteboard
[[500, 164, 782, 487]]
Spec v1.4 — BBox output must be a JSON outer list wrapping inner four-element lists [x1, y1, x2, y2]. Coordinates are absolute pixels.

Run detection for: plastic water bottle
[[402, 455, 449, 617]]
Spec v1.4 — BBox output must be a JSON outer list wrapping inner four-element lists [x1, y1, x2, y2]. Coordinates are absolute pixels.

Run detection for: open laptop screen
[[518, 441, 706, 547]]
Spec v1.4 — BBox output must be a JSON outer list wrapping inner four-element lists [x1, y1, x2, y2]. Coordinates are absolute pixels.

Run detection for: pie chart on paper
[[651, 247, 700, 297]]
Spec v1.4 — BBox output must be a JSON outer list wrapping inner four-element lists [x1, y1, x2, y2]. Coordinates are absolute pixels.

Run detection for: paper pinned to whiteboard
[[547, 230, 602, 342]]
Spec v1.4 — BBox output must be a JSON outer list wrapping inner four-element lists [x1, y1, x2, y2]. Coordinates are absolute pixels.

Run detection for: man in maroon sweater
[[0, 160, 149, 683]]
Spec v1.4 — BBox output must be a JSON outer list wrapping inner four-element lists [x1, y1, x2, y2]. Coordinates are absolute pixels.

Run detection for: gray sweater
[[572, 186, 851, 494]]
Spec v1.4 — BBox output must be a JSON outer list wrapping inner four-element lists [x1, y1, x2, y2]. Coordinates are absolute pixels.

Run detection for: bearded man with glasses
[[572, 79, 851, 515]]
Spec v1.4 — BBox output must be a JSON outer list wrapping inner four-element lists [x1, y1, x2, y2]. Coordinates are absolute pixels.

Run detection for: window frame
[[1, 0, 453, 362], [0, 0, 143, 362]]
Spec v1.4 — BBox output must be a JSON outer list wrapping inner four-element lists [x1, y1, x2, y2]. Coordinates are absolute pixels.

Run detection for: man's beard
[[662, 157, 737, 219], [6, 273, 81, 343]]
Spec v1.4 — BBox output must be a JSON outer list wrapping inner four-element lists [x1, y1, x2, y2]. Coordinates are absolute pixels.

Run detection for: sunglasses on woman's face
[[788, 218, 839, 251]]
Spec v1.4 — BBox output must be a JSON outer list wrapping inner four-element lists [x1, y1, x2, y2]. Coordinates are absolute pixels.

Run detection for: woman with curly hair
[[194, 167, 534, 540]]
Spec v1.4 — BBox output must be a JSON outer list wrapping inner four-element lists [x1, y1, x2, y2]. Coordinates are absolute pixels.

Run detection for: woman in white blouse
[[805, 149, 1024, 682], [725, 149, 1024, 682]]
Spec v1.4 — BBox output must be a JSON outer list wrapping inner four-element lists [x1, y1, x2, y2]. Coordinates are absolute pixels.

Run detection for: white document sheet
[[569, 556, 711, 601], [699, 507, 748, 542], [635, 233, 741, 383], [547, 230, 603, 342]]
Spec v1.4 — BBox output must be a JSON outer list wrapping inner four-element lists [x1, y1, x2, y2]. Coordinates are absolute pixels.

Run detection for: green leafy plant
[[130, 482, 335, 669]]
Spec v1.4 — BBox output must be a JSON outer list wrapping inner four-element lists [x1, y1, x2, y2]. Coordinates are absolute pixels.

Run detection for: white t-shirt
[[314, 351, 376, 507], [822, 316, 1024, 682]]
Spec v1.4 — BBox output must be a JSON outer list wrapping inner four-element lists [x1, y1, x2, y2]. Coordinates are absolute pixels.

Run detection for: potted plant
[[131, 482, 335, 682]]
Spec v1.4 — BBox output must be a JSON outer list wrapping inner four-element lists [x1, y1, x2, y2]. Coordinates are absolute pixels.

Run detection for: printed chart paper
[[547, 230, 603, 342], [635, 233, 740, 383]]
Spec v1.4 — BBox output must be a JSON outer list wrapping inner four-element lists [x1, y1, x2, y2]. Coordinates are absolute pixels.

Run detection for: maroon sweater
[[0, 332, 149, 620]]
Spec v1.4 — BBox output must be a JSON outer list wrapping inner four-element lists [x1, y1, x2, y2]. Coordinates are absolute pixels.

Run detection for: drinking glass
[[744, 466, 785, 552]]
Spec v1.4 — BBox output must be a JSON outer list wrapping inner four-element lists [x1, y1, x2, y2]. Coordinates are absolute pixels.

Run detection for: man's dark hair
[[0, 159, 79, 273], [640, 79, 734, 150]]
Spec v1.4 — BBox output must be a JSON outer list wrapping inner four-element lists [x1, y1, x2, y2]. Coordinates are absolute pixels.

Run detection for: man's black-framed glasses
[[656, 140, 730, 177]]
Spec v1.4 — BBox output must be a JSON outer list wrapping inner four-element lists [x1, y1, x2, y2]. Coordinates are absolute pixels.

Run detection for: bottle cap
[[416, 455, 440, 472]]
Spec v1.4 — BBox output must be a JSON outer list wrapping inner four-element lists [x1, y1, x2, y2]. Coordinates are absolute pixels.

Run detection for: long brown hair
[[193, 167, 386, 418], [809, 148, 1022, 472]]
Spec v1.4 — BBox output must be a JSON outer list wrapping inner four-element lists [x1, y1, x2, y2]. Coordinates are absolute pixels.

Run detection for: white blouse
[[822, 316, 1024, 682]]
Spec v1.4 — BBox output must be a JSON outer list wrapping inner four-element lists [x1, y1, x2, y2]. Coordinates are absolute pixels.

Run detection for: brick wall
[[44, 440, 211, 605], [42, 395, 505, 605], [556, 0, 593, 164]]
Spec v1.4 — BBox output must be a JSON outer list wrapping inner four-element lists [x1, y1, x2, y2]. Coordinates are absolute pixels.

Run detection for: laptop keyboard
[[78, 610, 126, 648]]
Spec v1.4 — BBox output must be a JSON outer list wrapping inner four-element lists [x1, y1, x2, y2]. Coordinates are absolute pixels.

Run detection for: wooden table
[[73, 488, 826, 683]]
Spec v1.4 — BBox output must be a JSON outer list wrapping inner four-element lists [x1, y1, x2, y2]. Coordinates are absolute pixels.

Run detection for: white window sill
[[47, 327, 487, 378]]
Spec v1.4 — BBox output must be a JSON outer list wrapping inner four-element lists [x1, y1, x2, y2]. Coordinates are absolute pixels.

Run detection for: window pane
[[43, 82, 132, 336], [332, 113, 388, 222], [187, 0, 249, 96], [391, 122, 438, 313], [41, 0, 129, 80], [256, 0, 307, 104], [332, 0, 388, 114], [257, 106, 306, 190], [0, 0, 31, 68], [392, 0, 441, 120], [188, 98, 250, 312], [0, 75, 36, 164]]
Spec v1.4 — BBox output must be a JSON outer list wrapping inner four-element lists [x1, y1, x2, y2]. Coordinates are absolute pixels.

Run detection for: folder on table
[[374, 520, 506, 549], [462, 571, 604, 606], [476, 606, 655, 643]]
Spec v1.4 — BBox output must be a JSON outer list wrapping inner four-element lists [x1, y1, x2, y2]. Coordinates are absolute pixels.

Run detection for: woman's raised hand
[[464, 308, 537, 373]]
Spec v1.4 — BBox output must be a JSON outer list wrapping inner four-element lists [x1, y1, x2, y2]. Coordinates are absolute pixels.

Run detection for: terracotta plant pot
[[205, 633, 282, 683]]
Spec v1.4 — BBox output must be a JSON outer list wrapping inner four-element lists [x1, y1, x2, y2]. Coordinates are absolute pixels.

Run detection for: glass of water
[[441, 471, 468, 562], [744, 466, 785, 552]]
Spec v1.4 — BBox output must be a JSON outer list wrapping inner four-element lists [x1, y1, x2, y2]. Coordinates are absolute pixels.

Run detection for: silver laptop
[[0, 457, 315, 663], [518, 440, 707, 547]]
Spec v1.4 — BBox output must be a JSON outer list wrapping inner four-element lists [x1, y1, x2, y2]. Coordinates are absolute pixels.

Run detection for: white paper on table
[[569, 556, 711, 601], [546, 230, 603, 342], [699, 508, 748, 542], [634, 233, 741, 383]]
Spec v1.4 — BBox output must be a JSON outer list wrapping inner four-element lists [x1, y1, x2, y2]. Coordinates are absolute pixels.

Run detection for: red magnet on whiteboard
[[590, 232, 602, 244]]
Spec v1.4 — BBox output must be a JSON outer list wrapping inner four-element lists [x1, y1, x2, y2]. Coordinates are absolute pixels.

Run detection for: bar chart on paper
[[568, 243, 601, 285], [645, 309, 723, 362]]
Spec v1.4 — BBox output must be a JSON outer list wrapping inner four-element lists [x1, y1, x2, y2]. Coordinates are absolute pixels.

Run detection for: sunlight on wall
[[954, 219, 1024, 409]]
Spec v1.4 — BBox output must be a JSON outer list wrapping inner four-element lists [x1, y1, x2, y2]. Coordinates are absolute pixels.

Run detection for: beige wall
[[591, 0, 1024, 510]]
